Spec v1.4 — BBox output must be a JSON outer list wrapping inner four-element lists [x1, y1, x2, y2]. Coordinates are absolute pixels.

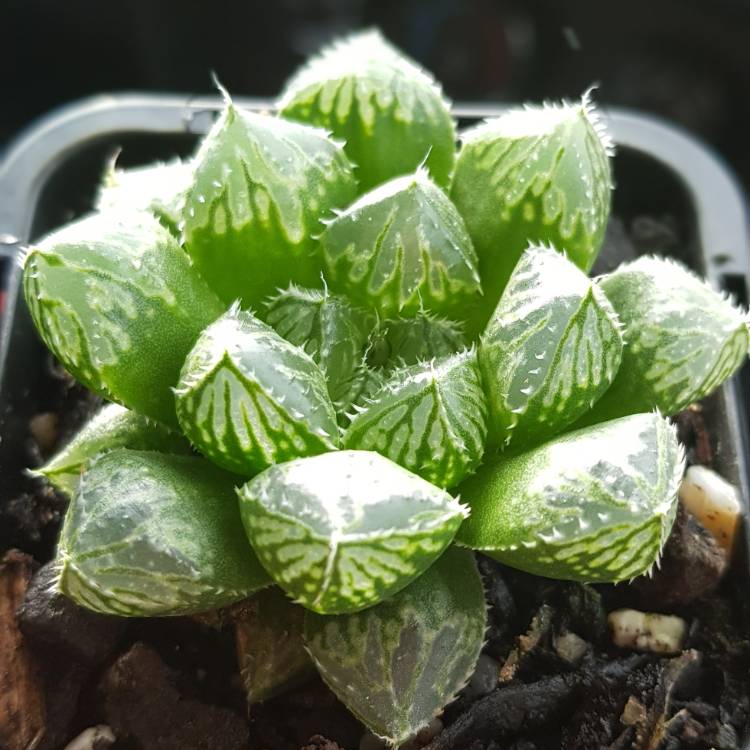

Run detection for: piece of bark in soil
[[18, 561, 126, 666], [612, 504, 727, 610], [101, 642, 249, 750], [0, 550, 45, 750]]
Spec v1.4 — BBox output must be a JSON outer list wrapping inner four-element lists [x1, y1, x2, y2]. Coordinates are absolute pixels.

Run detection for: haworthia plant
[[451, 91, 613, 332], [457, 413, 684, 582], [175, 306, 339, 476], [237, 450, 467, 614], [96, 159, 191, 235], [577, 256, 750, 424], [23, 211, 225, 427], [56, 449, 270, 616], [377, 311, 467, 370], [321, 170, 482, 320], [183, 101, 356, 306], [278, 29, 456, 192], [479, 245, 623, 451], [304, 546, 485, 745], [235, 586, 314, 705], [263, 284, 376, 411], [344, 351, 487, 488], [31, 402, 192, 496]]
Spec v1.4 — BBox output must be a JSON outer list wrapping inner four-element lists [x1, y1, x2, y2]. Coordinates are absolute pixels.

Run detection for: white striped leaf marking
[[278, 29, 456, 192], [344, 350, 487, 489], [56, 449, 270, 616], [457, 412, 684, 583], [304, 546, 485, 745], [478, 245, 623, 450], [175, 306, 339, 476], [321, 169, 481, 319], [237, 450, 467, 614]]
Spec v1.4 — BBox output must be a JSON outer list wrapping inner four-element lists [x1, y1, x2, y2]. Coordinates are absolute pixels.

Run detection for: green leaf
[[321, 169, 481, 320], [96, 159, 191, 235], [456, 413, 684, 583], [576, 256, 750, 424], [183, 102, 356, 306], [479, 245, 623, 451], [344, 350, 487, 488], [31, 402, 192, 496], [335, 363, 387, 428], [175, 306, 339, 476], [377, 311, 467, 369], [56, 449, 270, 616], [263, 284, 376, 411], [451, 92, 613, 333], [23, 211, 225, 427], [278, 29, 456, 192], [237, 450, 467, 614], [304, 546, 485, 745], [236, 586, 314, 704]]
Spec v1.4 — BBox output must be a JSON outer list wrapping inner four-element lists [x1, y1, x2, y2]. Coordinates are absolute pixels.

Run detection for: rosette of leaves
[[344, 350, 488, 488], [183, 99, 356, 306], [304, 546, 485, 745], [56, 449, 270, 616], [263, 284, 376, 412], [23, 211, 225, 427], [96, 158, 191, 235], [451, 91, 613, 331], [457, 413, 684, 582], [237, 450, 467, 613], [479, 245, 623, 450], [31, 403, 192, 496], [278, 29, 456, 192], [320, 169, 482, 320], [577, 256, 750, 424], [175, 306, 338, 476]]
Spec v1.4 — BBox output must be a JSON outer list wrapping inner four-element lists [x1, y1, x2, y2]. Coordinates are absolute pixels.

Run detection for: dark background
[[2, 0, 750, 189]]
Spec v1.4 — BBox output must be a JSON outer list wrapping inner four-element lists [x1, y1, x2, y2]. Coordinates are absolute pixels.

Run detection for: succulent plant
[[278, 29, 456, 192], [320, 169, 482, 320], [451, 90, 613, 332], [237, 450, 467, 613], [479, 245, 623, 450], [31, 402, 191, 496], [19, 29, 750, 742], [183, 98, 357, 306], [304, 546, 485, 745]]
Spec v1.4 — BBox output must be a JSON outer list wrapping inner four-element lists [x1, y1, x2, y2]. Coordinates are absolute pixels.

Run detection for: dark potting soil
[[2, 213, 750, 750]]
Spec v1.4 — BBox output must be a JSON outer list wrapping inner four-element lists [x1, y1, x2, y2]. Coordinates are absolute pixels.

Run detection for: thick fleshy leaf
[[336, 364, 387, 428], [31, 403, 192, 496], [278, 29, 456, 192], [479, 246, 623, 450], [96, 159, 191, 235], [378, 311, 467, 369], [344, 351, 487, 488], [451, 92, 613, 333], [235, 587, 314, 705], [183, 102, 356, 306], [56, 449, 270, 616], [304, 546, 485, 745], [321, 170, 481, 319], [263, 284, 376, 411], [577, 256, 750, 424], [237, 450, 467, 614], [456, 413, 684, 582], [175, 306, 339, 476], [23, 212, 225, 427]]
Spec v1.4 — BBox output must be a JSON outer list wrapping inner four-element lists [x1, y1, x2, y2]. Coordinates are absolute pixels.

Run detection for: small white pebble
[[63, 726, 115, 750], [679, 465, 741, 554], [553, 630, 589, 665], [608, 609, 687, 654]]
